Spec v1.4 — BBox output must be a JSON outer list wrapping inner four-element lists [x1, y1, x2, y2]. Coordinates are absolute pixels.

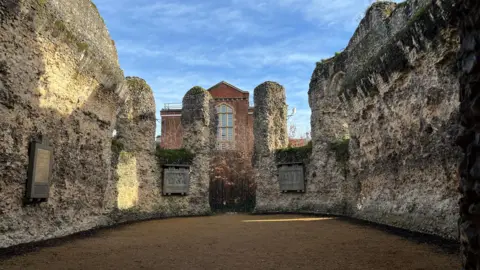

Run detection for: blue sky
[[93, 0, 401, 137]]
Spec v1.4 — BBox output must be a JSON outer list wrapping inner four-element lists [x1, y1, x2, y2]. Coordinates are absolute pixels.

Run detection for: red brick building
[[160, 81, 254, 154]]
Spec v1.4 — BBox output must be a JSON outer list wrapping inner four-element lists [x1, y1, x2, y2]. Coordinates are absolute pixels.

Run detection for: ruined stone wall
[[168, 86, 216, 215], [109, 81, 215, 220], [307, 0, 461, 239], [252, 82, 289, 212], [0, 0, 125, 247], [0, 0, 218, 249], [455, 0, 480, 268], [111, 77, 159, 221]]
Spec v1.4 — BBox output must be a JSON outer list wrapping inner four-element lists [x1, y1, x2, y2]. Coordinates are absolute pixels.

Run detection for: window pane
[[222, 114, 227, 127], [227, 128, 233, 140], [226, 106, 232, 113], [222, 128, 227, 140], [227, 114, 233, 126], [221, 105, 226, 113]]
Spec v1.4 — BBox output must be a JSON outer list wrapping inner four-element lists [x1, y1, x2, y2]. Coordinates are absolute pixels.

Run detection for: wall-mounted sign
[[163, 164, 190, 196], [26, 136, 53, 202], [277, 163, 305, 193]]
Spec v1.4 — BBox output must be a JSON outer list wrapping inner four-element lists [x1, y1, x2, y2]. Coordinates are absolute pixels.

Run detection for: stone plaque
[[26, 136, 53, 200], [163, 165, 190, 195], [278, 163, 305, 193]]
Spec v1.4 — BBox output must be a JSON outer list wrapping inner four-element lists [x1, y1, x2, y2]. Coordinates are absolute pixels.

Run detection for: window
[[217, 104, 233, 141]]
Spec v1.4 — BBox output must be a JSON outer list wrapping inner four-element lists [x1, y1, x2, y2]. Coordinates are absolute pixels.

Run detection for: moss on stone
[[383, 6, 394, 18], [155, 147, 194, 165], [407, 3, 432, 27], [126, 77, 153, 96], [186, 86, 207, 96], [53, 19, 91, 53], [77, 42, 89, 52], [37, 0, 47, 6], [328, 135, 350, 164], [111, 138, 124, 153]]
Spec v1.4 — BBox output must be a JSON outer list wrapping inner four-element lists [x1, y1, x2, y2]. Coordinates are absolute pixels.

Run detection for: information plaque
[[163, 165, 190, 196], [278, 163, 305, 193], [26, 136, 53, 202]]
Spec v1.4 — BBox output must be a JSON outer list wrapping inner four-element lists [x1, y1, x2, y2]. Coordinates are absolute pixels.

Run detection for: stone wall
[[252, 81, 289, 212], [111, 77, 159, 221], [171, 86, 216, 215], [455, 0, 480, 268], [0, 0, 125, 247], [251, 0, 461, 239], [109, 82, 215, 220], [307, 0, 461, 239]]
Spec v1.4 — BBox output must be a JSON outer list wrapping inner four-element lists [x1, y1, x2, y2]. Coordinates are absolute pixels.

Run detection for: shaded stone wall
[[111, 77, 158, 221], [306, 0, 461, 239], [0, 0, 125, 247], [252, 81, 289, 212], [161, 86, 216, 215], [455, 0, 480, 268], [113, 84, 215, 219], [0, 0, 217, 250]]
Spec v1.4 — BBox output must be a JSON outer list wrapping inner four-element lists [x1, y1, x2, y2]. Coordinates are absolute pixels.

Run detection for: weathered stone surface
[[307, 0, 461, 239], [253, 82, 288, 159], [0, 0, 125, 247], [455, 0, 480, 268], [110, 77, 159, 221], [252, 81, 289, 212], [157, 86, 217, 216], [251, 0, 460, 239]]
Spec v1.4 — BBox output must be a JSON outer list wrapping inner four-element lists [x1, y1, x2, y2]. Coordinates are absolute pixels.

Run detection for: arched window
[[217, 104, 233, 141]]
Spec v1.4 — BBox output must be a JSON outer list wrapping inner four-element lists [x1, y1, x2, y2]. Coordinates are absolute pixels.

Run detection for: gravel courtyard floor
[[0, 214, 459, 270]]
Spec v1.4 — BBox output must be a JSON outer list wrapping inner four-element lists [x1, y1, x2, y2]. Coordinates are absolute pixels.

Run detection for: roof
[[207, 81, 249, 94]]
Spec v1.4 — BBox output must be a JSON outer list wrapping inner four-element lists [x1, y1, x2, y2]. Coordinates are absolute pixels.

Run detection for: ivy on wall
[[275, 141, 312, 164], [155, 146, 194, 165]]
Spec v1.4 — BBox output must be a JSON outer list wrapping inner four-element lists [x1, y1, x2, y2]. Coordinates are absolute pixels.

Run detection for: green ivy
[[155, 147, 194, 165], [111, 138, 124, 153], [275, 141, 312, 164]]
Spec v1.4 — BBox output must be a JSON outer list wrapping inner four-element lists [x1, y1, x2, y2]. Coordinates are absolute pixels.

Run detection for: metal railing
[[163, 103, 182, 110]]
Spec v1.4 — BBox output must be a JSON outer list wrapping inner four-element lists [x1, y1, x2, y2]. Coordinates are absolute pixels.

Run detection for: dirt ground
[[0, 214, 459, 270]]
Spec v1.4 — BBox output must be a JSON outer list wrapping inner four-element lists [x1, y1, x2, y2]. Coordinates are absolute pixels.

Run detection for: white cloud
[[93, 0, 403, 136], [231, 0, 401, 31]]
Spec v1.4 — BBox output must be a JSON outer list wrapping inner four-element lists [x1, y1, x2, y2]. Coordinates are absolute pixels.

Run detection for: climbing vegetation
[[275, 141, 312, 163], [155, 146, 194, 165]]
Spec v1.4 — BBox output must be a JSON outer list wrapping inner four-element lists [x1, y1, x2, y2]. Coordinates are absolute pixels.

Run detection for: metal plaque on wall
[[163, 165, 190, 195], [26, 136, 53, 200], [278, 163, 305, 193]]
